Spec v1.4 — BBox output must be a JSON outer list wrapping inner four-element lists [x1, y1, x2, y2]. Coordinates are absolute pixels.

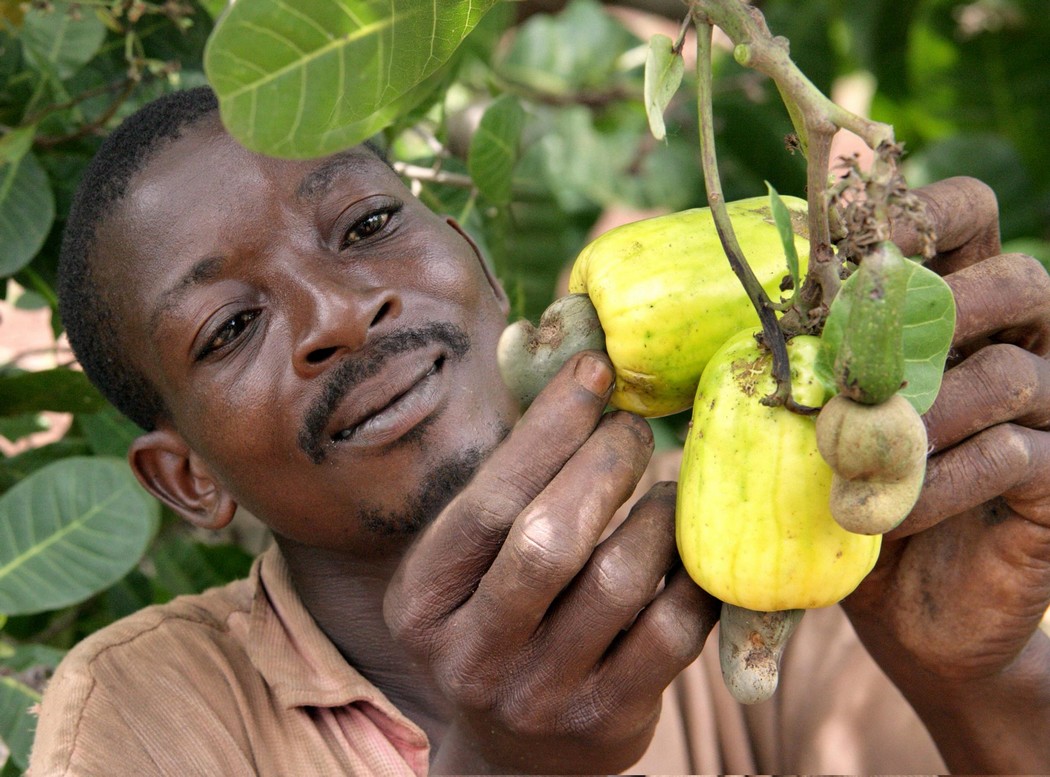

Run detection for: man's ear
[[445, 216, 509, 315], [128, 425, 237, 531]]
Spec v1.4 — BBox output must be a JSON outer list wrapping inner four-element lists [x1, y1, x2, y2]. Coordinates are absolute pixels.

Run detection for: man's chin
[[360, 422, 510, 538]]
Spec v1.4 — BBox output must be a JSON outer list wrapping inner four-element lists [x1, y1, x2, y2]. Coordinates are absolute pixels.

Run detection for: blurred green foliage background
[[0, 0, 1047, 771]]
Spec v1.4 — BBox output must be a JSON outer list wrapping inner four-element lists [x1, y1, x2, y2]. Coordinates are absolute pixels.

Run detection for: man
[[28, 86, 1050, 774]]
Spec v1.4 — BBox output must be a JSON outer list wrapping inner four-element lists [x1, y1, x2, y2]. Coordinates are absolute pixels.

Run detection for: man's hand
[[384, 351, 717, 775], [843, 177, 1050, 772]]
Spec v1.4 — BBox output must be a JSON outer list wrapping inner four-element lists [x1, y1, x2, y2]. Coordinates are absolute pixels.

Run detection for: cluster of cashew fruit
[[498, 199, 933, 705]]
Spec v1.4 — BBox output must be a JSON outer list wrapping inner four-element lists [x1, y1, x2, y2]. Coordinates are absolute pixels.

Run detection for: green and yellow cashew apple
[[497, 196, 809, 417], [676, 328, 882, 612]]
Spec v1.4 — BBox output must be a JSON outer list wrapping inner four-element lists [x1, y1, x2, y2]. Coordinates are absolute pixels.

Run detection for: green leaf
[[150, 534, 254, 599], [765, 181, 801, 295], [0, 457, 159, 616], [0, 643, 64, 673], [496, 0, 638, 96], [0, 130, 55, 277], [643, 34, 684, 141], [0, 674, 39, 771], [19, 0, 107, 80], [467, 95, 525, 205], [0, 439, 93, 497], [0, 369, 106, 416], [0, 414, 48, 444], [204, 0, 499, 158], [199, 0, 231, 21], [78, 405, 143, 458], [0, 126, 32, 165], [534, 106, 636, 212], [818, 259, 956, 414]]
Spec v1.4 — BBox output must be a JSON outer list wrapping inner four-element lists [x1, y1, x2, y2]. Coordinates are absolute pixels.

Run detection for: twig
[[691, 0, 897, 331], [33, 78, 137, 148], [692, 15, 813, 413], [20, 78, 135, 127]]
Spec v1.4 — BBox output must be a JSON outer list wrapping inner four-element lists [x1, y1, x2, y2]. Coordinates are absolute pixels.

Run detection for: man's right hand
[[384, 350, 717, 775]]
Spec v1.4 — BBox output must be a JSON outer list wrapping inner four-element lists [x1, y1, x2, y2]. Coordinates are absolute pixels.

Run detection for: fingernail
[[575, 352, 614, 396]]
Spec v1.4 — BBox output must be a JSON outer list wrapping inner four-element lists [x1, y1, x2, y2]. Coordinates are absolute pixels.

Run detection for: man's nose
[[291, 272, 402, 378]]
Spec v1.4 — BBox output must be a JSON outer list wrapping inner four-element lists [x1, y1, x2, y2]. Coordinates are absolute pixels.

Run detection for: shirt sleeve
[[28, 631, 261, 777]]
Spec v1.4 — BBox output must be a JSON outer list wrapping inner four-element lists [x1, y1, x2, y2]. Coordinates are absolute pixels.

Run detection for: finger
[[538, 481, 682, 671], [610, 448, 683, 531], [892, 424, 1050, 538], [387, 350, 614, 631], [891, 176, 1001, 274], [597, 564, 717, 706], [925, 344, 1050, 453], [462, 411, 655, 651], [943, 253, 1050, 354]]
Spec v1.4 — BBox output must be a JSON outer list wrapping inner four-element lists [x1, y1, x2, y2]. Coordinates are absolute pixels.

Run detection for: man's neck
[[274, 536, 453, 745]]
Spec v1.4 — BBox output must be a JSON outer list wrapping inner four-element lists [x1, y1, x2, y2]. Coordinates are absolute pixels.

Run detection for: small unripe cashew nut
[[828, 465, 926, 534], [497, 294, 606, 409], [816, 393, 928, 534]]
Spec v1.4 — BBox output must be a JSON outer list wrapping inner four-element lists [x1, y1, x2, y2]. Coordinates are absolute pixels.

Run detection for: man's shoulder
[[53, 572, 256, 682]]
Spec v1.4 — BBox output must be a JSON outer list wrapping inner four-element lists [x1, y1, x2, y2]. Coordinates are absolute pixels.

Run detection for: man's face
[[100, 116, 519, 557]]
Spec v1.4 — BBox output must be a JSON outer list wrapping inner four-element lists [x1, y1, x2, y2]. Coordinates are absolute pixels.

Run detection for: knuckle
[[1010, 252, 1050, 296], [512, 505, 589, 582], [970, 344, 1039, 415], [570, 682, 660, 747], [603, 410, 655, 450], [642, 602, 708, 665], [974, 424, 1032, 474], [589, 543, 655, 612], [439, 656, 499, 710], [384, 589, 440, 650]]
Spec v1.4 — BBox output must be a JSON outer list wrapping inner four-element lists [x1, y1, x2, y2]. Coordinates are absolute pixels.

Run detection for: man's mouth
[[328, 354, 446, 447], [298, 323, 470, 463]]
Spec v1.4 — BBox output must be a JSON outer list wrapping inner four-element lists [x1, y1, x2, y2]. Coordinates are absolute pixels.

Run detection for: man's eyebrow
[[296, 149, 374, 202], [149, 254, 226, 331]]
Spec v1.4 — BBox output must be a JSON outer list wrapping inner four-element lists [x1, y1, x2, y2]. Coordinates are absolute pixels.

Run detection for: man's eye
[[198, 310, 258, 360], [342, 209, 393, 247]]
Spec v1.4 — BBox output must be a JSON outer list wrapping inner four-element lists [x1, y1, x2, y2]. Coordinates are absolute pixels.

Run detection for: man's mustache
[[298, 322, 470, 462]]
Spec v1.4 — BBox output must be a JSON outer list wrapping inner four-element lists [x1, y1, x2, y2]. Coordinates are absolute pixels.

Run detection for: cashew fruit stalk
[[676, 328, 882, 611], [503, 196, 807, 417]]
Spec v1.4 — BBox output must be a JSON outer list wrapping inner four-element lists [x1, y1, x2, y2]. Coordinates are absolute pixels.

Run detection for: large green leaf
[[0, 127, 55, 277], [0, 439, 92, 497], [0, 675, 39, 771], [78, 404, 143, 458], [0, 457, 159, 616], [19, 0, 107, 81], [150, 534, 254, 600], [204, 0, 499, 158], [467, 95, 525, 205], [0, 369, 106, 417], [818, 259, 956, 415], [496, 0, 639, 96]]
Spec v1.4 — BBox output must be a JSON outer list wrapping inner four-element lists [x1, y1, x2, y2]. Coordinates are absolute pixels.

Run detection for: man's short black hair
[[58, 85, 221, 432]]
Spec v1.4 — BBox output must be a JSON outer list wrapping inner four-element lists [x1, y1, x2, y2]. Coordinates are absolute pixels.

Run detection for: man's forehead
[[295, 148, 385, 201], [134, 117, 381, 200]]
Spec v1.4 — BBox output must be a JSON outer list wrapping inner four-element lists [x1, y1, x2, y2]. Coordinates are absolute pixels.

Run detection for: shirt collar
[[246, 544, 423, 737]]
